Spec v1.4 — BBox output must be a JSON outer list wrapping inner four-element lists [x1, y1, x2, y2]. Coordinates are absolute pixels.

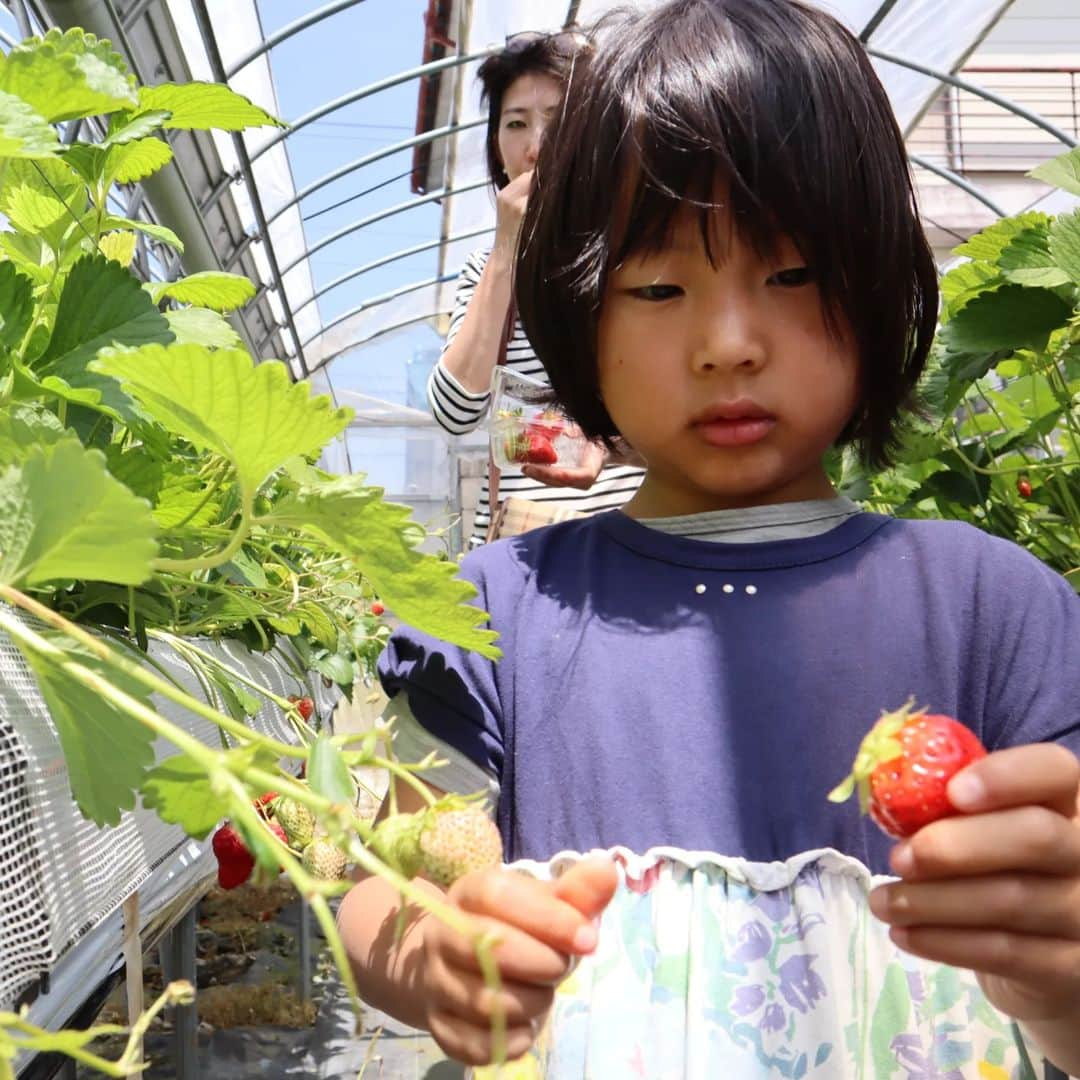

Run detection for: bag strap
[[484, 299, 517, 544]]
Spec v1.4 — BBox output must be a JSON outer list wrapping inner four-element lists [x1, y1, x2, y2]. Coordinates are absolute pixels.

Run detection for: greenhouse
[[0, 0, 1076, 1078]]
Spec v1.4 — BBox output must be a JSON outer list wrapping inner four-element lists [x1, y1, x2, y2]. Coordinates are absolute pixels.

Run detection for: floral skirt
[[473, 847, 1041, 1080]]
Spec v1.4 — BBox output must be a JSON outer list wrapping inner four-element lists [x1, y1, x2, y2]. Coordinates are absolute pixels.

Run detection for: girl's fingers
[[947, 743, 1080, 819], [428, 910, 576, 985], [887, 926, 1080, 998], [893, 805, 1080, 880], [450, 868, 604, 957], [425, 953, 555, 1028], [428, 1008, 538, 1068], [870, 873, 1080, 938], [552, 855, 620, 921]]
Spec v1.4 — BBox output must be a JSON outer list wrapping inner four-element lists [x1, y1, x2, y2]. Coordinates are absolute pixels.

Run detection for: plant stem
[[153, 488, 253, 574], [0, 586, 304, 760]]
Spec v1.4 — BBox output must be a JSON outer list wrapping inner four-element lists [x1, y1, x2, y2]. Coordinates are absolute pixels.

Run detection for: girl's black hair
[[476, 31, 590, 193], [515, 0, 940, 470]]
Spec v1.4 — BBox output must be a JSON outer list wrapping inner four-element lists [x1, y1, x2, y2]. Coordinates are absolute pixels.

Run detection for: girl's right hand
[[493, 169, 535, 257], [420, 854, 617, 1066]]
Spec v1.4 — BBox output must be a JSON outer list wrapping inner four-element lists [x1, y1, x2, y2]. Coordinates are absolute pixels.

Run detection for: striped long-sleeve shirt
[[428, 248, 644, 545]]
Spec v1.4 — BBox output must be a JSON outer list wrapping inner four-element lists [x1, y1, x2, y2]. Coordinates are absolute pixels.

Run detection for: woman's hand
[[870, 744, 1080, 1048], [521, 440, 606, 490], [420, 855, 617, 1065], [492, 169, 534, 258]]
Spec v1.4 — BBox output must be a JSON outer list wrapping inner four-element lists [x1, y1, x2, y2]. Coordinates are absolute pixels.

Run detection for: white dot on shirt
[[695, 584, 707, 594], [722, 584, 735, 594], [746, 585, 758, 595]]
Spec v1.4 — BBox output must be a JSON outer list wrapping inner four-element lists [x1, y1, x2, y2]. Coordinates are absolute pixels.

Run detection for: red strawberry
[[1017, 475, 1032, 499], [254, 791, 278, 818], [527, 411, 565, 439], [370, 601, 385, 617], [288, 695, 315, 722], [521, 433, 557, 465], [212, 823, 255, 890], [828, 700, 986, 839]]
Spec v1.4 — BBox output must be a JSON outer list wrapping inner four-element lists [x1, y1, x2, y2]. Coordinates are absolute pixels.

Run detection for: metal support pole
[[297, 901, 312, 1004], [189, 0, 310, 377], [159, 907, 198, 1080]]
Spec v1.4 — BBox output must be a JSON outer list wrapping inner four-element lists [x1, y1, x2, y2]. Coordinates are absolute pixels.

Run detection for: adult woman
[[427, 31, 644, 546]]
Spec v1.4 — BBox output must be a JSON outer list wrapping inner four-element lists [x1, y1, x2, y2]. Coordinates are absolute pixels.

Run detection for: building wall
[[909, 0, 1080, 261]]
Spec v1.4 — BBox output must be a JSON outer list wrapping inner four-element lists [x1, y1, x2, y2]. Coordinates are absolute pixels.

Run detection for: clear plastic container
[[488, 367, 588, 470]]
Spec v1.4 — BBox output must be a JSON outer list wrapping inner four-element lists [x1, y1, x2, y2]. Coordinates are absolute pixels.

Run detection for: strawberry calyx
[[827, 698, 920, 814]]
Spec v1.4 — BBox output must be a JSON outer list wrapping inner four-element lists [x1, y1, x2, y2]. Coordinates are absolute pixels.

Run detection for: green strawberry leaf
[[1029, 146, 1080, 197], [147, 272, 256, 313], [2, 185, 70, 250], [0, 28, 138, 122], [103, 109, 172, 147], [140, 751, 227, 840], [0, 403, 66, 465], [136, 82, 284, 131], [308, 651, 355, 686], [0, 262, 35, 352], [104, 137, 173, 186], [38, 254, 173, 379], [998, 221, 1072, 288], [20, 635, 156, 826], [97, 230, 137, 267], [939, 261, 1000, 320], [267, 475, 501, 658], [309, 732, 356, 805], [163, 307, 242, 348], [98, 214, 183, 254], [1049, 208, 1080, 283], [939, 285, 1072, 356], [91, 345, 353, 494], [0, 440, 158, 587], [62, 142, 106, 187], [0, 89, 61, 158], [954, 212, 1052, 265], [294, 601, 338, 652]]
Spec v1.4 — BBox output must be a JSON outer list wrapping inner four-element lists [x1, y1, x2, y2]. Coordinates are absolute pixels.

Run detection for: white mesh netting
[[0, 604, 326, 1009]]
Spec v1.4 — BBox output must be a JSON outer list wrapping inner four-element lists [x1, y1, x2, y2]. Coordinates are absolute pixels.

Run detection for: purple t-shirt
[[378, 512, 1080, 871]]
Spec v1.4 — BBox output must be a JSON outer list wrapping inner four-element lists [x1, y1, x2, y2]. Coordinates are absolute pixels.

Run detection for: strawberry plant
[[834, 146, 1080, 591], [0, 27, 511, 1076]]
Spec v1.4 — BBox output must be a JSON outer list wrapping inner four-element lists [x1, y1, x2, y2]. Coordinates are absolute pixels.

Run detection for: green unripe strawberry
[[273, 796, 315, 849], [301, 837, 347, 881], [369, 801, 502, 888], [369, 811, 425, 878]]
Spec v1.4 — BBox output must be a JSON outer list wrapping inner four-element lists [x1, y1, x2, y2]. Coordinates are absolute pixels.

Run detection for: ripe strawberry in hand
[[828, 700, 987, 839]]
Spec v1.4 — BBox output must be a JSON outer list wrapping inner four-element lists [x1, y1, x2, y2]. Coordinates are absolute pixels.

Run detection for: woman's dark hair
[[516, 0, 940, 470], [476, 31, 589, 193]]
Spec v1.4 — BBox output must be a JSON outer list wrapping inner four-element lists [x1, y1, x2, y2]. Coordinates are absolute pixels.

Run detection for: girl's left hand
[[521, 440, 606, 491], [869, 743, 1080, 1023]]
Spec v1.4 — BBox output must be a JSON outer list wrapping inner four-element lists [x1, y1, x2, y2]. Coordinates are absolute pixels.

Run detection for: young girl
[[340, 1, 1080, 1075], [428, 31, 644, 546]]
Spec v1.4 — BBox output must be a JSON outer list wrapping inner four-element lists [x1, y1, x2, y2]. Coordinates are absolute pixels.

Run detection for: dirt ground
[[77, 874, 459, 1078]]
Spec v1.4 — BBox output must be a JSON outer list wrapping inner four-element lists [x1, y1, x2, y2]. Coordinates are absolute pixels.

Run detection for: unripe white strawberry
[[273, 797, 315, 849], [417, 805, 502, 888], [301, 837, 347, 881]]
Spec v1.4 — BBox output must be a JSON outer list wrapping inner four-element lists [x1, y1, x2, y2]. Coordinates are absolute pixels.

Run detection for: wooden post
[[121, 892, 143, 1066]]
